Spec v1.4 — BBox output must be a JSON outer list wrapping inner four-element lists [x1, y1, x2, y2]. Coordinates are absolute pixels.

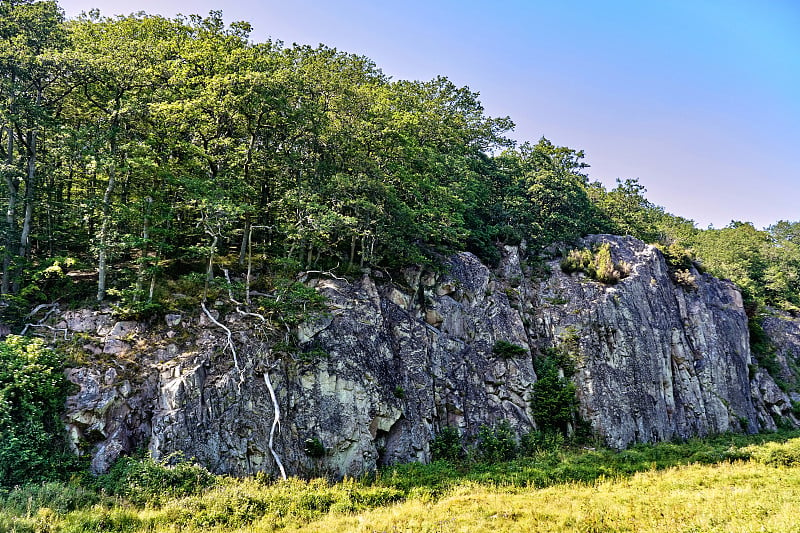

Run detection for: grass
[[295, 462, 800, 532], [2, 430, 800, 532]]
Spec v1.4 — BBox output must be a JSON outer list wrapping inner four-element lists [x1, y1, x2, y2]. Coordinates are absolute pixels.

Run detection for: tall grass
[[2, 431, 800, 532]]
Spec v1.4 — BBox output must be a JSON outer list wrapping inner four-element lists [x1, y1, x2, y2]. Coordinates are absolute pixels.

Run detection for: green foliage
[[384, 430, 800, 495], [303, 437, 326, 459], [257, 280, 328, 327], [0, 481, 99, 516], [747, 316, 790, 390], [2, 431, 800, 531], [560, 243, 630, 284], [520, 430, 565, 455], [655, 242, 699, 288], [0, 335, 81, 487], [0, 2, 795, 344], [491, 340, 527, 359], [430, 426, 462, 462], [531, 348, 579, 434], [539, 345, 577, 378], [657, 242, 695, 271], [685, 221, 800, 313], [108, 289, 164, 321], [588, 178, 664, 243], [97, 454, 217, 507], [476, 421, 518, 462]]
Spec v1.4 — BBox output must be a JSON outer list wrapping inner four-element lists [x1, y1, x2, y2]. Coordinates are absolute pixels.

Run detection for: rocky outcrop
[[57, 235, 798, 477], [534, 235, 797, 447], [762, 312, 800, 380], [761, 310, 800, 404]]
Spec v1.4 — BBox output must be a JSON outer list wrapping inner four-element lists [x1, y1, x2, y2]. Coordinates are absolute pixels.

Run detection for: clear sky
[[56, 0, 799, 229]]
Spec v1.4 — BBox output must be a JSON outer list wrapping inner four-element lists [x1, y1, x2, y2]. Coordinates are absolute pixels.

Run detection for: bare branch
[[264, 368, 287, 480], [20, 303, 64, 338], [201, 301, 244, 393], [21, 323, 68, 340]]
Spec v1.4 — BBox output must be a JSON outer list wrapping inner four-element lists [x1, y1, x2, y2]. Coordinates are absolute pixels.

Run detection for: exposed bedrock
[[59, 235, 798, 476]]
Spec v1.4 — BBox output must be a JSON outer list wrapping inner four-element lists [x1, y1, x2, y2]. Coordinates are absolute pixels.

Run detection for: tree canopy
[[0, 2, 796, 322]]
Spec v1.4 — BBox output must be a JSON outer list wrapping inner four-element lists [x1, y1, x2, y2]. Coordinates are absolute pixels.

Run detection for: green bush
[[0, 482, 98, 517], [560, 243, 630, 284], [492, 340, 528, 359], [108, 288, 164, 321], [477, 421, 519, 462], [61, 508, 142, 533], [257, 280, 328, 327], [520, 430, 565, 455], [0, 336, 81, 487], [303, 437, 326, 459], [430, 426, 462, 461], [532, 349, 579, 435], [98, 454, 217, 507], [748, 316, 790, 390]]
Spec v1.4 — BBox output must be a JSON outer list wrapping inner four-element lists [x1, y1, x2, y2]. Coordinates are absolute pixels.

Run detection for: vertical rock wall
[[534, 235, 781, 448], [58, 235, 798, 477]]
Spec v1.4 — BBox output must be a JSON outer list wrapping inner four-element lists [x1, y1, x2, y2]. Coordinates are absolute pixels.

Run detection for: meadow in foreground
[[2, 432, 800, 532]]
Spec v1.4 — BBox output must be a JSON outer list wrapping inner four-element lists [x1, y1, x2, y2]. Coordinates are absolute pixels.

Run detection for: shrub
[[61, 508, 142, 532], [531, 374, 577, 434], [108, 288, 164, 321], [748, 317, 789, 389], [560, 248, 593, 274], [538, 345, 576, 378], [0, 336, 81, 487], [303, 437, 326, 459], [560, 243, 629, 284], [98, 454, 217, 507], [476, 421, 518, 462], [492, 340, 528, 359], [656, 242, 695, 271], [257, 280, 328, 327], [532, 349, 579, 435], [0, 482, 99, 517], [672, 269, 698, 289], [430, 426, 462, 461], [655, 243, 699, 288], [742, 438, 800, 467], [520, 430, 565, 455]]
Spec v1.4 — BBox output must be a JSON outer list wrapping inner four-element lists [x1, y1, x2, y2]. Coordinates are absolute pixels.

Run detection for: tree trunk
[[238, 216, 250, 266], [2, 125, 18, 295], [17, 86, 42, 266], [17, 128, 36, 260], [203, 231, 218, 303], [97, 136, 117, 302], [134, 197, 152, 300]]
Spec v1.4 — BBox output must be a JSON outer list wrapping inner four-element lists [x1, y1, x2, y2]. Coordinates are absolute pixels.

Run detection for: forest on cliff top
[[2, 0, 798, 327]]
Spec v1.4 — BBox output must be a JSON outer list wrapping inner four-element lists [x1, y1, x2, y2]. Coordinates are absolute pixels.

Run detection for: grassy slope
[[3, 432, 800, 532], [292, 462, 800, 532]]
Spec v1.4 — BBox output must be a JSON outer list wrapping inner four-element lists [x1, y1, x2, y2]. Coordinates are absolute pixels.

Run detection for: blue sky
[[57, 0, 799, 229]]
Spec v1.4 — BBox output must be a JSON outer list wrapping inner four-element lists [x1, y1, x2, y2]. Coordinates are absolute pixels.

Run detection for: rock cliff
[[56, 235, 799, 477]]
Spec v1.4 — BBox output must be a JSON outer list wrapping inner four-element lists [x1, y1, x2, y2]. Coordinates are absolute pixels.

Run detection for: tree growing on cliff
[[531, 348, 578, 435]]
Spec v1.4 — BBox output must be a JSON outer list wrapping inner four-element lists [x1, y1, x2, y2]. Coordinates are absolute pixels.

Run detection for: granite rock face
[[534, 235, 797, 447], [58, 235, 798, 477], [761, 310, 800, 404]]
